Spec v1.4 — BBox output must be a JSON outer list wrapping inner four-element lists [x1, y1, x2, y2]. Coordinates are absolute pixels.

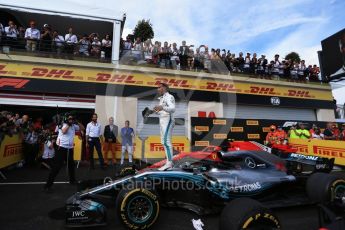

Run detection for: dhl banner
[[289, 138, 345, 166], [0, 134, 23, 169], [144, 136, 190, 159], [0, 62, 332, 101]]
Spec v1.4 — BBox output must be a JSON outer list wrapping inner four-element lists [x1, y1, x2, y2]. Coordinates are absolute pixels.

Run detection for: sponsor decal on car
[[229, 182, 262, 193], [290, 153, 319, 161]]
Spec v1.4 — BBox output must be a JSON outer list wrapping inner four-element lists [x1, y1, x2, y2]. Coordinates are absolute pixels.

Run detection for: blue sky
[[5, 0, 345, 103]]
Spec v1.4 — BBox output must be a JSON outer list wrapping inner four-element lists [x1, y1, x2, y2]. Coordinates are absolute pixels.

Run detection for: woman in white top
[[91, 37, 101, 57]]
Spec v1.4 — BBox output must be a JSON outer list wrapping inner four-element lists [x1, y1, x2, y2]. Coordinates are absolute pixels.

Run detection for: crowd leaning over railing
[[0, 20, 112, 59], [121, 35, 321, 82]]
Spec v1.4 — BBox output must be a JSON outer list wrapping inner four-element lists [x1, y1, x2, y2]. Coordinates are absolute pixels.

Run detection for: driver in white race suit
[[154, 83, 175, 171]]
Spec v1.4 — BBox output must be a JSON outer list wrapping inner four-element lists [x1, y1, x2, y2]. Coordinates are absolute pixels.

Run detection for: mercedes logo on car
[[270, 97, 281, 106]]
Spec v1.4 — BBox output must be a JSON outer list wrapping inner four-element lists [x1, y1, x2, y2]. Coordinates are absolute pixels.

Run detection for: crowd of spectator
[[0, 18, 323, 81], [265, 122, 345, 146], [121, 36, 322, 81], [0, 20, 112, 59]]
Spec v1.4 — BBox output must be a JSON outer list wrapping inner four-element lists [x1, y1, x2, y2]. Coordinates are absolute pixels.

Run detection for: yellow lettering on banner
[[194, 126, 209, 132], [0, 62, 333, 101], [230, 127, 244, 132], [144, 136, 190, 159], [0, 134, 24, 169], [289, 138, 345, 166]]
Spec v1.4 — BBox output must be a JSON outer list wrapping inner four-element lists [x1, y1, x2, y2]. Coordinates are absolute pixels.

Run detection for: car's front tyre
[[116, 187, 160, 229]]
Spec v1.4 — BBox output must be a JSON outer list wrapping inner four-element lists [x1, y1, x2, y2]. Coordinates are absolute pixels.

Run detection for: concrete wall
[[95, 95, 138, 134], [316, 109, 336, 122]]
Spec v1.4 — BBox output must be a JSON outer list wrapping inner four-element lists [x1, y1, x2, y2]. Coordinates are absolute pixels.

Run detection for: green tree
[[133, 19, 154, 42], [285, 52, 301, 63]]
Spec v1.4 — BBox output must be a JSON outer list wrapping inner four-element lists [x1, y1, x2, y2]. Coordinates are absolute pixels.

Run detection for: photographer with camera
[[44, 114, 80, 191], [39, 126, 56, 170]]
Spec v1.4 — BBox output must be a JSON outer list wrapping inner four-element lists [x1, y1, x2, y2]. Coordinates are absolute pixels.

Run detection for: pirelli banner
[[0, 134, 23, 169], [191, 117, 339, 151], [0, 61, 333, 109], [289, 138, 345, 166]]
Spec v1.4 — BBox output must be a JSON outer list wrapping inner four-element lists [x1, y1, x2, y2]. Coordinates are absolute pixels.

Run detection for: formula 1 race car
[[66, 147, 345, 229]]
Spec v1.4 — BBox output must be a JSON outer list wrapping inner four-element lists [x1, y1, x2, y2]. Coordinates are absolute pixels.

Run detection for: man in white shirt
[[154, 83, 176, 170], [24, 20, 40, 52], [52, 30, 65, 55], [86, 113, 105, 169], [4, 21, 18, 47], [65, 27, 78, 55], [45, 114, 80, 191]]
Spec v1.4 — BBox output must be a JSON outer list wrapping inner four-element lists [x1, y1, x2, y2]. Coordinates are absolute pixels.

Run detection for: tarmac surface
[[0, 163, 343, 230]]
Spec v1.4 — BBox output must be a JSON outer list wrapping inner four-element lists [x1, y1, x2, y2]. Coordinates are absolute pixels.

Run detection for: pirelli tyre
[[219, 198, 281, 230], [307, 172, 345, 207], [116, 187, 160, 229]]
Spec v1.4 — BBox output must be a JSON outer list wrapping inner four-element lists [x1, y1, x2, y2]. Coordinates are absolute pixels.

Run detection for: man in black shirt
[[103, 117, 118, 165]]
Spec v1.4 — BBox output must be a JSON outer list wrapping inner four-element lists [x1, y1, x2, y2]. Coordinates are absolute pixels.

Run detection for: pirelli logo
[[290, 144, 309, 154], [213, 133, 227, 139], [213, 119, 226, 125], [195, 141, 209, 147], [150, 143, 185, 152], [3, 144, 22, 157], [246, 120, 259, 126], [230, 127, 244, 132], [262, 127, 270, 132], [313, 146, 345, 158], [247, 134, 260, 139], [194, 126, 209, 132]]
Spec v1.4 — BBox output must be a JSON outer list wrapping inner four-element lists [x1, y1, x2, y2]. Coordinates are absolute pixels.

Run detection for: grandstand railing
[[0, 36, 326, 85]]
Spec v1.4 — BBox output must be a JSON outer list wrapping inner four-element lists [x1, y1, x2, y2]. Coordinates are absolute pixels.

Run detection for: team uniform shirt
[[158, 92, 176, 119], [24, 131, 38, 144], [266, 132, 278, 144], [42, 141, 55, 159], [289, 129, 300, 139], [25, 28, 40, 40], [102, 39, 112, 47], [297, 129, 310, 139], [86, 122, 102, 138], [56, 123, 79, 149]]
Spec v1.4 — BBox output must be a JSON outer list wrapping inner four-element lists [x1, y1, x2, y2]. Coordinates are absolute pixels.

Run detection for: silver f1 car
[[66, 150, 345, 230]]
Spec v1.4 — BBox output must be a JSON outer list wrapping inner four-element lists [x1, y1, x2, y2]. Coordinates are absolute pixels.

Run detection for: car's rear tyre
[[306, 172, 345, 207], [219, 198, 281, 230], [116, 187, 160, 229]]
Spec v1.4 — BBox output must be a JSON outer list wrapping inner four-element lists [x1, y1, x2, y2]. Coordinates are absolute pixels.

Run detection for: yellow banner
[[0, 134, 23, 169], [0, 62, 332, 101], [289, 138, 345, 166], [144, 136, 190, 159]]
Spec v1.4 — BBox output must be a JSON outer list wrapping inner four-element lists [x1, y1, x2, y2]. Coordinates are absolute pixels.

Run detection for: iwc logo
[[270, 97, 280, 106]]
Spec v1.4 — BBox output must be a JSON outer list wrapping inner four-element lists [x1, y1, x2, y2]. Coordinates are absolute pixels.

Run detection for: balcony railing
[[0, 36, 326, 85]]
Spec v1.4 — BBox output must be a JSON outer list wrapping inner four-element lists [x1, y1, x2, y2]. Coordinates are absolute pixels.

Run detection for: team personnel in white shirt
[[154, 83, 176, 171], [45, 114, 81, 191], [24, 20, 40, 52], [86, 113, 105, 169], [65, 27, 78, 55]]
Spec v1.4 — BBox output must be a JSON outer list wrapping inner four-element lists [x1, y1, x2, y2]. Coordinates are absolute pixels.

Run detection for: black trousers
[[45, 146, 75, 188], [88, 137, 104, 168], [23, 143, 39, 166]]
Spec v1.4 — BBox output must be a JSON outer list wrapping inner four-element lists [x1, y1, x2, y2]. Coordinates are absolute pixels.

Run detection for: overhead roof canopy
[[0, 3, 125, 39]]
